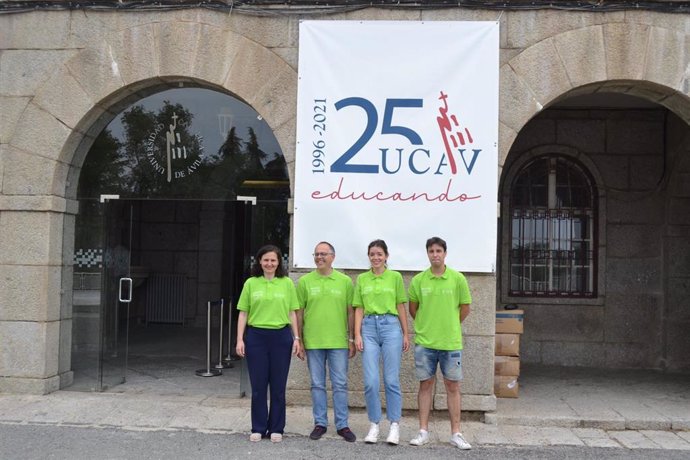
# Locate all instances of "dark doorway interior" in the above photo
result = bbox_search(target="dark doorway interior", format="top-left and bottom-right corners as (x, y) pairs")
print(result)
(124, 200), (249, 395)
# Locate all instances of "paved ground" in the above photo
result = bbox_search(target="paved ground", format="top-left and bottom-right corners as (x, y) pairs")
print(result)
(1, 378), (689, 452)
(3, 424), (690, 460)
(492, 365), (690, 432)
(8, 325), (687, 453)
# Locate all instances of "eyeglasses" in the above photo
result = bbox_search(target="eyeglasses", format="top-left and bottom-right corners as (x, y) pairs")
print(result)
(313, 252), (334, 258)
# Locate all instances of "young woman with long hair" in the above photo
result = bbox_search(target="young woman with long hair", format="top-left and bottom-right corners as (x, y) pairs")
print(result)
(353, 239), (410, 446)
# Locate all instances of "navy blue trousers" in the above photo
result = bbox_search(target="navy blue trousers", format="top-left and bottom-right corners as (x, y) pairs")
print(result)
(245, 325), (293, 435)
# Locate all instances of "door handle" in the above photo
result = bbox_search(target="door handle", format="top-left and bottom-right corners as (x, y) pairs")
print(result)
(119, 277), (133, 303)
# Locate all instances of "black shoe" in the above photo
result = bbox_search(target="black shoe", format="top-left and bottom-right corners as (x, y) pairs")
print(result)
(337, 427), (356, 442)
(310, 425), (327, 440)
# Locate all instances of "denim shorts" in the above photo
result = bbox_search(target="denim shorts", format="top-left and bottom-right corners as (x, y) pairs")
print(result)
(414, 344), (463, 381)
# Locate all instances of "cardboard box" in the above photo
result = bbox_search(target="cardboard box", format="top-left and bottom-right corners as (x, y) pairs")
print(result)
(496, 309), (524, 334)
(495, 333), (520, 356)
(494, 375), (519, 398)
(494, 355), (521, 376)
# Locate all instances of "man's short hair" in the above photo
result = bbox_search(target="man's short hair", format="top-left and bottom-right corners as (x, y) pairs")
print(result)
(315, 241), (335, 254)
(426, 236), (447, 252)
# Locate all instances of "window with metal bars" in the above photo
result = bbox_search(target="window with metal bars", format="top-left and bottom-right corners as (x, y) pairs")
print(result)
(509, 156), (595, 297)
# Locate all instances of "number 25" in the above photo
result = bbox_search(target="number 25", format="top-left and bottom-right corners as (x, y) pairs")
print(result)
(330, 98), (423, 174)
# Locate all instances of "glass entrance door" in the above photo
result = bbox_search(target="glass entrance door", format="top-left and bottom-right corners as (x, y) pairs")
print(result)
(68, 197), (265, 394)
(99, 198), (133, 390)
(68, 197), (133, 391)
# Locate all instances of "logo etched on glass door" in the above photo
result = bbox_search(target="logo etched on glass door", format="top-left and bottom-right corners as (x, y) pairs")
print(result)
(146, 112), (203, 182)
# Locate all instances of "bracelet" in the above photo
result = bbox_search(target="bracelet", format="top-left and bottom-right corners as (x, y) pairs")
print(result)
(293, 336), (301, 341)
(348, 338), (355, 343)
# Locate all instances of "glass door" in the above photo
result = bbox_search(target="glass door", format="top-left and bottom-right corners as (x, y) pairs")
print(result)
(99, 198), (133, 390)
(68, 197), (133, 391)
(67, 197), (280, 394)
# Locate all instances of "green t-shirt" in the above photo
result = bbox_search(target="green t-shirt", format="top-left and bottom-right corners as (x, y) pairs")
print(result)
(352, 269), (407, 315)
(237, 276), (299, 329)
(297, 269), (354, 350)
(408, 267), (472, 350)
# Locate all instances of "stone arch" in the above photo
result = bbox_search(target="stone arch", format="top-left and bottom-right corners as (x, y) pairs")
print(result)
(3, 19), (298, 391)
(499, 23), (690, 167)
(4, 18), (299, 393)
(498, 22), (690, 369)
(8, 19), (297, 200)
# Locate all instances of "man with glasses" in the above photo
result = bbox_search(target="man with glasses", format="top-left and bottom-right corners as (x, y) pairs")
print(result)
(296, 241), (357, 442)
(408, 236), (472, 450)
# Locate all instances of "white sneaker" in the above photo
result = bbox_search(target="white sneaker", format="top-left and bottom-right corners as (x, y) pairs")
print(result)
(450, 432), (471, 450)
(409, 429), (429, 446)
(386, 422), (400, 445)
(364, 423), (379, 444)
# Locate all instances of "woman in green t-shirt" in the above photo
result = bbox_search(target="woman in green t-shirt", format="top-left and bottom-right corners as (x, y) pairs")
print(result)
(353, 239), (410, 446)
(236, 244), (302, 443)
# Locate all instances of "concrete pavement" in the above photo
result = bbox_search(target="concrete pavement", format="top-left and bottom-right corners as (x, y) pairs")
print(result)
(50, 324), (689, 452)
(1, 363), (689, 451)
(1, 377), (689, 452)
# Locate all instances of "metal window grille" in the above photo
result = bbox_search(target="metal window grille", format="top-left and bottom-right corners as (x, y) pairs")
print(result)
(509, 156), (596, 297)
(510, 208), (594, 297)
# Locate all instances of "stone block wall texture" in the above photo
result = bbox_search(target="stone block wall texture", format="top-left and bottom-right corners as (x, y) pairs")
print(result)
(3, 6), (690, 396)
(665, 113), (690, 371)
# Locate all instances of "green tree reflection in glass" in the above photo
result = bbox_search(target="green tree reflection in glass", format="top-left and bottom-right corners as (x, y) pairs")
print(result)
(79, 97), (289, 202)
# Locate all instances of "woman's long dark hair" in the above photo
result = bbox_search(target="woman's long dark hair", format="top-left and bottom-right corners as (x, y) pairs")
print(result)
(250, 244), (286, 278)
(367, 239), (389, 270)
(367, 239), (389, 256)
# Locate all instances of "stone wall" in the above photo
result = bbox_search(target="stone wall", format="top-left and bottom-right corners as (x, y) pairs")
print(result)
(665, 114), (690, 371)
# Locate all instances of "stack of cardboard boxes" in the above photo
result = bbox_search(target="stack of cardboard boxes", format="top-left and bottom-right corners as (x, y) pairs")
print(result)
(494, 309), (524, 398)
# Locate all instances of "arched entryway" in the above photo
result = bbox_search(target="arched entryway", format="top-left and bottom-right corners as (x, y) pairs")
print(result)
(499, 87), (690, 374)
(66, 84), (291, 392)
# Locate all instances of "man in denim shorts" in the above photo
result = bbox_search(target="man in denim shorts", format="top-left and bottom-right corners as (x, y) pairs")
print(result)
(408, 237), (472, 450)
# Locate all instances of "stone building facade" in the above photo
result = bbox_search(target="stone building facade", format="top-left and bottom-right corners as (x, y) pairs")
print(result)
(1, 3), (689, 414)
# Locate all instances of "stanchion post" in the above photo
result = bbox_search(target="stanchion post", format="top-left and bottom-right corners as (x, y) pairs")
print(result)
(223, 298), (240, 365)
(196, 300), (222, 377)
(215, 299), (233, 369)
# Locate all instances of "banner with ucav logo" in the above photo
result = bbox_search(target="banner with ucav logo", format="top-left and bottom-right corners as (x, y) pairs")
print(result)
(294, 21), (499, 272)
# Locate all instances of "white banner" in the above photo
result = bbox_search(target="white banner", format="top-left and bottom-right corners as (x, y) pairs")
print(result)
(294, 21), (499, 272)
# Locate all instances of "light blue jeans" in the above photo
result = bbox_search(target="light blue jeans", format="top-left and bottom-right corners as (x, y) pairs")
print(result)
(361, 314), (403, 423)
(306, 348), (350, 430)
